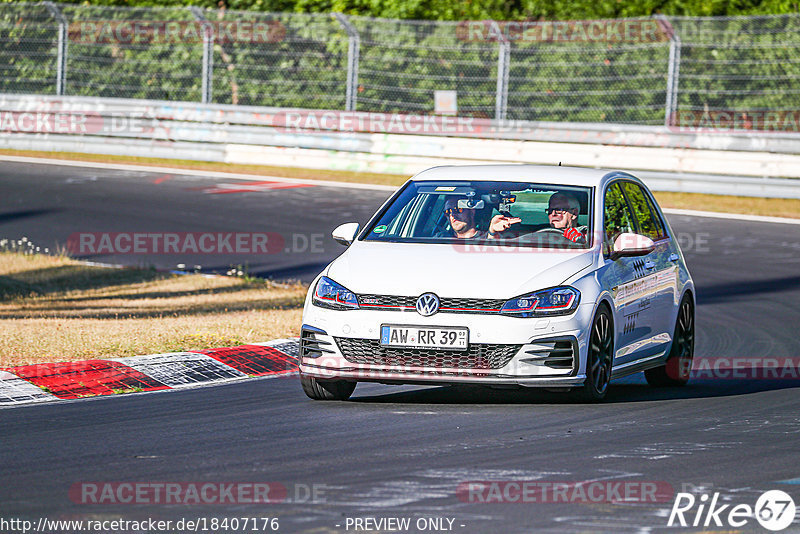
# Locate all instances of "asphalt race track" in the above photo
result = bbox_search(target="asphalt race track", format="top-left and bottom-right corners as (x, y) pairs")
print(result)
(1, 161), (800, 533)
(0, 160), (393, 281)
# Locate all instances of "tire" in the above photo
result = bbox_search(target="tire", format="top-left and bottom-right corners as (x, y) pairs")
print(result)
(645, 295), (694, 387)
(576, 306), (614, 401)
(300, 373), (356, 401)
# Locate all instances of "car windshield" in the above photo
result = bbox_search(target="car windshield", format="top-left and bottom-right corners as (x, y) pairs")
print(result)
(362, 180), (593, 249)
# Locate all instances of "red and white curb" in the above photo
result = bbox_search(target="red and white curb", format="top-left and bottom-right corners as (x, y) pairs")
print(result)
(0, 338), (299, 407)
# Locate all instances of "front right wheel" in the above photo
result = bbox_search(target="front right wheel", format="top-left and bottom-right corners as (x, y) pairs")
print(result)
(300, 373), (356, 400)
(577, 306), (614, 401)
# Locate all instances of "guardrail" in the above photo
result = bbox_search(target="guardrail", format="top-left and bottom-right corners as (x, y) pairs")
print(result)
(6, 5), (800, 129)
(1, 94), (799, 198)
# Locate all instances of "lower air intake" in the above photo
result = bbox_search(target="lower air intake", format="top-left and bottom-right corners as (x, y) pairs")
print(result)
(335, 338), (521, 369)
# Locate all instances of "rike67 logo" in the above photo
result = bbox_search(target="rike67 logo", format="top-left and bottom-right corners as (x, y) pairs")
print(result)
(668, 490), (796, 531)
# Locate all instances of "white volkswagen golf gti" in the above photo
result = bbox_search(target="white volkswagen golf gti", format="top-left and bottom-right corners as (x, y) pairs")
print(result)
(299, 165), (695, 401)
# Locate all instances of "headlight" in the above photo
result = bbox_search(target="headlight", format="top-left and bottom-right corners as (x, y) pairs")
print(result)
(500, 286), (580, 318)
(312, 276), (359, 310)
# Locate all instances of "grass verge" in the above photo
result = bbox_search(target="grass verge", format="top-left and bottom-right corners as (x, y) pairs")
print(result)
(2, 148), (799, 219)
(0, 251), (306, 366)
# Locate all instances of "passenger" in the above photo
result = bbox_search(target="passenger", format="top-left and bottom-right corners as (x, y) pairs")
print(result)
(441, 197), (521, 239)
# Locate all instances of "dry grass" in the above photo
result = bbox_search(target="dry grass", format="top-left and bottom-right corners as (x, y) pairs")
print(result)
(2, 149), (799, 219)
(0, 251), (306, 366)
(653, 191), (800, 219)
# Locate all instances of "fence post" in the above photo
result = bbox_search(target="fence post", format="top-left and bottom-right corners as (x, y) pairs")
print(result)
(43, 1), (67, 96)
(333, 13), (360, 112)
(657, 15), (681, 127)
(491, 21), (510, 121)
(190, 6), (214, 104)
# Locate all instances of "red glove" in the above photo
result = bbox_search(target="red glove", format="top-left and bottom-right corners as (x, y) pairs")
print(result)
(562, 227), (584, 242)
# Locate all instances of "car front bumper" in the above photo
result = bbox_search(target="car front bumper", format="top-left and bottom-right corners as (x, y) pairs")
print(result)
(299, 303), (596, 387)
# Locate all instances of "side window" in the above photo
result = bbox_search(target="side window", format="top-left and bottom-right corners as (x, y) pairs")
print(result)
(604, 182), (635, 255)
(643, 190), (667, 239)
(621, 182), (665, 240)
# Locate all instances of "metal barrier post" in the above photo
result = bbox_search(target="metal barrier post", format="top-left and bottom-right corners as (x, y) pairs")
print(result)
(334, 13), (360, 112)
(491, 21), (510, 121)
(190, 6), (214, 104)
(657, 15), (681, 127)
(43, 1), (67, 96)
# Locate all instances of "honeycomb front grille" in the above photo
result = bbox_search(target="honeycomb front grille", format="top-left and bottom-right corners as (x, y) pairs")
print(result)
(440, 297), (506, 313)
(334, 338), (521, 369)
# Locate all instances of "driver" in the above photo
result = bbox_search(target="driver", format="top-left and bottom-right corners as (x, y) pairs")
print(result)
(442, 197), (521, 239)
(546, 192), (587, 243)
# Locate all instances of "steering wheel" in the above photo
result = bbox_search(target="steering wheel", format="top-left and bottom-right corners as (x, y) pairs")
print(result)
(535, 227), (566, 235)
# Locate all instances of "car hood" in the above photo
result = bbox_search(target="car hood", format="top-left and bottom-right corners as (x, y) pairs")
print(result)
(326, 241), (594, 299)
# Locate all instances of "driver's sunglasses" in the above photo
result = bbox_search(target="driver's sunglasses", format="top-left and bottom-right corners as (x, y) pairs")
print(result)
(445, 207), (469, 216)
(545, 208), (569, 215)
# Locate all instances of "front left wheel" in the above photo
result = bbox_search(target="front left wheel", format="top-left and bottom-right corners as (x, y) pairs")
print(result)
(300, 373), (356, 400)
(645, 295), (694, 387)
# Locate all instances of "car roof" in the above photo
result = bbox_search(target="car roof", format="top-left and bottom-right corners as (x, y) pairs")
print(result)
(411, 164), (640, 188)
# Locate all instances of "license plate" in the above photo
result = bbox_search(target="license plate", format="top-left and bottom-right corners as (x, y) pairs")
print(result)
(380, 325), (468, 351)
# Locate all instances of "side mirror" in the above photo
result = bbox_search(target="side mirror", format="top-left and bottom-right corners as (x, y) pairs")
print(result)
(610, 232), (655, 260)
(332, 222), (360, 246)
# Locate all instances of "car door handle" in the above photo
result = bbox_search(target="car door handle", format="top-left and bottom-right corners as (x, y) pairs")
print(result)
(668, 253), (680, 262)
(644, 260), (656, 270)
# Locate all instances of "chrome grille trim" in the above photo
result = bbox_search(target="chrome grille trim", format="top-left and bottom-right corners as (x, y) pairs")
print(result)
(357, 294), (505, 314)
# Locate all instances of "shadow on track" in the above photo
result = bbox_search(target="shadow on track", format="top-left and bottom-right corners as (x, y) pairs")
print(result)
(0, 209), (61, 225)
(349, 375), (800, 405)
(697, 275), (800, 305)
(0, 263), (167, 300)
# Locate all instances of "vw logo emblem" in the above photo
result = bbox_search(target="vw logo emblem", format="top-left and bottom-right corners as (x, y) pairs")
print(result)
(416, 293), (440, 316)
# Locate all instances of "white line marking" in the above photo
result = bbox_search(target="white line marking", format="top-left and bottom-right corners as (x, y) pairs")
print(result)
(662, 207), (800, 225)
(3, 154), (798, 223)
(0, 154), (398, 191)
